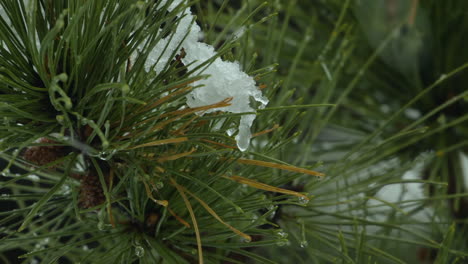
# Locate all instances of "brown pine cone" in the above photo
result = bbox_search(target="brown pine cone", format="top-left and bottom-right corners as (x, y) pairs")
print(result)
(78, 170), (106, 209)
(22, 138), (66, 167)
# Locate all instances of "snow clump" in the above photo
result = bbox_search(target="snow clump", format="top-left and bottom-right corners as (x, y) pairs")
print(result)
(141, 0), (268, 151)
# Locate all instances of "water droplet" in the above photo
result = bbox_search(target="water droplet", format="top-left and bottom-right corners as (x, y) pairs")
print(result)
(276, 240), (287, 247)
(298, 196), (309, 205)
(155, 181), (164, 189)
(438, 74), (447, 81)
(1, 168), (10, 176)
(59, 185), (71, 195)
(250, 213), (259, 223)
(315, 160), (324, 168)
(269, 211), (277, 220)
(27, 174), (40, 182)
(135, 246), (145, 258)
(226, 128), (236, 136)
(97, 221), (106, 231)
(98, 149), (117, 160)
(241, 236), (252, 243)
(300, 240), (309, 248)
(34, 238), (50, 250)
(235, 206), (244, 214)
(275, 230), (288, 239)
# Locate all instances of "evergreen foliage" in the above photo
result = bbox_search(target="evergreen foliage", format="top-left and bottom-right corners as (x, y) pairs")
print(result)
(1, 0), (467, 263)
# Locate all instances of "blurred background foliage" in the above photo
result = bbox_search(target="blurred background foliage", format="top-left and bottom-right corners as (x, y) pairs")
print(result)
(198, 0), (468, 262)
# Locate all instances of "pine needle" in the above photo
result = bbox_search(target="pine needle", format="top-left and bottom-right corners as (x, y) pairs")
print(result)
(201, 139), (237, 149)
(159, 97), (233, 119)
(236, 158), (325, 177)
(143, 180), (169, 207)
(121, 98), (233, 138)
(252, 124), (280, 137)
(127, 137), (188, 149)
(172, 115), (200, 135)
(182, 186), (252, 242)
(138, 87), (193, 114)
(121, 86), (194, 125)
(170, 177), (204, 264)
(108, 169), (116, 227)
(156, 148), (196, 162)
(223, 175), (310, 201)
(167, 208), (191, 228)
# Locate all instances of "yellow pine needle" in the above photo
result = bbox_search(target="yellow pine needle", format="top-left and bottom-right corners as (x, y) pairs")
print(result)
(143, 181), (169, 207)
(157, 148), (195, 162)
(127, 87), (193, 122)
(181, 187), (252, 242)
(127, 137), (188, 150)
(252, 124), (280, 137)
(149, 114), (192, 133)
(145, 97), (232, 133)
(167, 208), (191, 228)
(159, 97), (232, 119)
(156, 200), (169, 207)
(236, 158), (325, 178)
(120, 97), (232, 138)
(141, 87), (192, 112)
(408, 0), (419, 26)
(172, 115), (199, 135)
(201, 139), (237, 149)
(170, 178), (203, 264)
(192, 120), (208, 128)
(165, 78), (202, 92)
(144, 180), (191, 229)
(223, 175), (310, 201)
(112, 85), (192, 128)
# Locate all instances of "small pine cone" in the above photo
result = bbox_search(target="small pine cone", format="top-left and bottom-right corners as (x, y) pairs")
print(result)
(79, 171), (106, 209)
(22, 138), (66, 167)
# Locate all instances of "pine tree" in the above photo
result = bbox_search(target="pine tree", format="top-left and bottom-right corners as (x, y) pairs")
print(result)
(1, 0), (467, 263)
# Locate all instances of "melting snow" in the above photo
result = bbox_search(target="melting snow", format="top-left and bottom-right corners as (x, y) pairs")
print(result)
(142, 0), (268, 151)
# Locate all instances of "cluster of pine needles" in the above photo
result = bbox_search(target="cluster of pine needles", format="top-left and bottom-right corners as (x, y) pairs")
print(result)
(1, 0), (468, 263)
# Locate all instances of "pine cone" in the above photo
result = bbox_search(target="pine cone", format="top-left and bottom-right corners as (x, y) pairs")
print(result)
(22, 138), (66, 167)
(78, 170), (106, 209)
